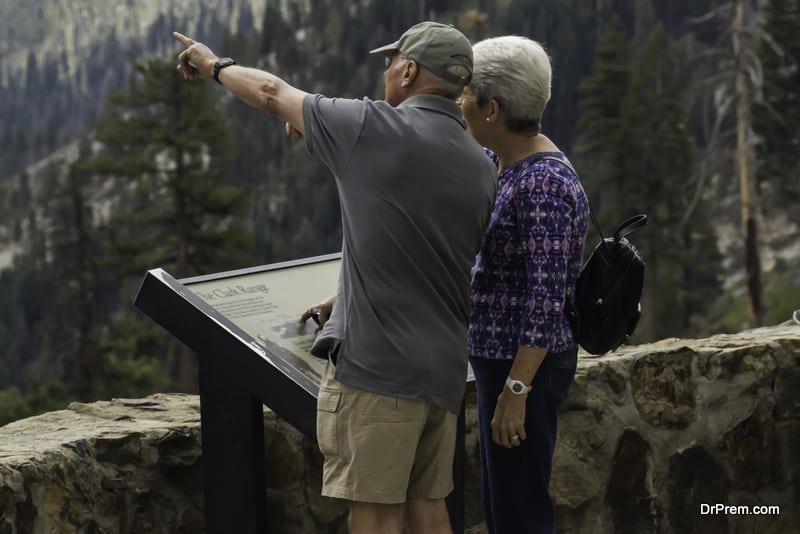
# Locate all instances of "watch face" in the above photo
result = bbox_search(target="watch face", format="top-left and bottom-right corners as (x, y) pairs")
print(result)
(511, 383), (523, 393)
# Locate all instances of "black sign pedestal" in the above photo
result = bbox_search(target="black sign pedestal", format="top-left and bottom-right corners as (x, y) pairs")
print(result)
(134, 254), (471, 533)
(198, 377), (268, 532)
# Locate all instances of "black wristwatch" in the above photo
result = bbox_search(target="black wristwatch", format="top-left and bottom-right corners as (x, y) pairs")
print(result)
(213, 57), (236, 84)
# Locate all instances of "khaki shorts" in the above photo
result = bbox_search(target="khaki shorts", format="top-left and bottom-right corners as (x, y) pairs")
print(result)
(316, 360), (456, 504)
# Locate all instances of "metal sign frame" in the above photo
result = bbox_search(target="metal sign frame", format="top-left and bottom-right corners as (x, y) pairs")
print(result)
(133, 253), (469, 533)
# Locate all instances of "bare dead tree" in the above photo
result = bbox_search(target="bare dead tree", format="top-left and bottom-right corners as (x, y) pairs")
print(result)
(733, 0), (764, 325)
(685, 0), (766, 326)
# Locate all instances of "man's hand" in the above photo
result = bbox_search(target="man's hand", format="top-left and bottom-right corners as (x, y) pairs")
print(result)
(173, 32), (218, 81)
(172, 31), (308, 136)
(300, 294), (336, 328)
(285, 122), (304, 141)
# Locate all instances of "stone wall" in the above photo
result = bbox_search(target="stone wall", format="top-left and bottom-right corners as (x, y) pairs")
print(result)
(0, 324), (798, 533)
(550, 323), (799, 534)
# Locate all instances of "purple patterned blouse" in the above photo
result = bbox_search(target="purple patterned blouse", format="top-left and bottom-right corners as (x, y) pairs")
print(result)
(468, 151), (590, 360)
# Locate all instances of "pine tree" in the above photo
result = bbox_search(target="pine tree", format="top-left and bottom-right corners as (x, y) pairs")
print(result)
(226, 6), (351, 262)
(574, 15), (631, 220)
(43, 141), (102, 401)
(680, 0), (768, 327)
(91, 58), (253, 278)
(86, 58), (254, 393)
(24, 51), (40, 92)
(0, 204), (54, 403)
(618, 24), (720, 340)
(0, 270), (24, 388)
(731, 0), (765, 326)
(753, 0), (800, 215)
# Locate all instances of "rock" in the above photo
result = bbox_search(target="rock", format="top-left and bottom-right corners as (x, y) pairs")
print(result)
(722, 402), (782, 491)
(0, 393), (205, 534)
(1, 325), (798, 533)
(667, 445), (729, 534)
(630, 348), (696, 429)
(606, 429), (658, 534)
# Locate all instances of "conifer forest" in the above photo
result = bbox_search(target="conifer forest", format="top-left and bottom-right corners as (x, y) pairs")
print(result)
(0, 0), (798, 424)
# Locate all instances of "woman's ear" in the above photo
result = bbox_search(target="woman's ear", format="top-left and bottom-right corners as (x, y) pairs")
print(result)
(488, 99), (501, 122)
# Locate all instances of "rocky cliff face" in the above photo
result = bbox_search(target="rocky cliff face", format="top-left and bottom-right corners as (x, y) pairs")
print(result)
(0, 0), (266, 81)
(1, 324), (798, 533)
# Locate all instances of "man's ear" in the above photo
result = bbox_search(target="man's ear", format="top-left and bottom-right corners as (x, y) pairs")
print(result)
(400, 60), (419, 87)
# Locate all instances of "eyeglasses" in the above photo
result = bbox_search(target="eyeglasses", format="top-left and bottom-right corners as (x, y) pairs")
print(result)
(456, 92), (475, 106)
(384, 54), (408, 70)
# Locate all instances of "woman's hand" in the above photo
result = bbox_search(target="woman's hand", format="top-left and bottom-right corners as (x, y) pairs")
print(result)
(491, 388), (528, 448)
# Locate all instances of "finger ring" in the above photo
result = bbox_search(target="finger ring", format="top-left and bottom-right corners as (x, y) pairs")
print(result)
(511, 434), (520, 442)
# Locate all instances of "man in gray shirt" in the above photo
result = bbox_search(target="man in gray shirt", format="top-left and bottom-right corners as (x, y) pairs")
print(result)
(174, 21), (496, 533)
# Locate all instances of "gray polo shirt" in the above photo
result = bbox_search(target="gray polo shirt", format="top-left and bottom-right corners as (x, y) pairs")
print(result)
(304, 93), (496, 414)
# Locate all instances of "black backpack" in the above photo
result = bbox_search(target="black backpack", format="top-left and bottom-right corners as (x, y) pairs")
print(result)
(567, 212), (648, 355)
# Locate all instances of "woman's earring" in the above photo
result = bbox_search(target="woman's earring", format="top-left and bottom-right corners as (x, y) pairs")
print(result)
(485, 117), (490, 122)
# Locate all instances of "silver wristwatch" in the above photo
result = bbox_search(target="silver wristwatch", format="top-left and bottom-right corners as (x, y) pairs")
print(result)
(505, 377), (532, 395)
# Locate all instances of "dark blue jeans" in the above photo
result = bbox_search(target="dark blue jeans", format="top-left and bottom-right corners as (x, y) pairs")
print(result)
(470, 350), (577, 534)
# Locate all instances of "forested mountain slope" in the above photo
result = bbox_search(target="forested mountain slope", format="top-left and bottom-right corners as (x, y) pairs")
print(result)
(0, 0), (797, 425)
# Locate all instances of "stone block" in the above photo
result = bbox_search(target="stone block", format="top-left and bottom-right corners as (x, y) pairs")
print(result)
(1, 325), (798, 533)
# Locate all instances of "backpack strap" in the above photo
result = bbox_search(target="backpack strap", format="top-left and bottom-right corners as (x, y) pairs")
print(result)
(538, 155), (606, 240)
(613, 214), (648, 241)
(538, 155), (648, 243)
(538, 154), (577, 174)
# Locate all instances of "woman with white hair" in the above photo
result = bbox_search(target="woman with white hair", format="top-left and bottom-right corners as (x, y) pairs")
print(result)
(459, 36), (590, 533)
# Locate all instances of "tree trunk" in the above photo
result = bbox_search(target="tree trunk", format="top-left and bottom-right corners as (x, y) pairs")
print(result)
(174, 91), (198, 394)
(732, 0), (763, 326)
(66, 164), (96, 401)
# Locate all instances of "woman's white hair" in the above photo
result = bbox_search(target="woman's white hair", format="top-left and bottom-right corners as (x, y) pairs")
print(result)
(471, 36), (552, 133)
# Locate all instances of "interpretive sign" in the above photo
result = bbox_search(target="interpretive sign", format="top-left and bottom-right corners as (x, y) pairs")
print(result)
(134, 253), (340, 437)
(182, 254), (340, 397)
(134, 254), (341, 534)
(134, 252), (469, 534)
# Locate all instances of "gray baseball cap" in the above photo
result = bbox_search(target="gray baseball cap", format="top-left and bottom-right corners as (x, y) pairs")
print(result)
(369, 21), (473, 87)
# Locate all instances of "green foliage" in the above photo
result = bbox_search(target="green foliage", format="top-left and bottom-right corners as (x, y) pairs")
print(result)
(753, 0), (800, 214)
(576, 23), (723, 342)
(705, 259), (800, 332)
(0, 55), (258, 408)
(496, 0), (595, 146)
(23, 380), (68, 415)
(90, 58), (254, 278)
(574, 15), (631, 212)
(620, 25), (712, 340)
(762, 255), (800, 325)
(0, 387), (30, 427)
(0, 0), (797, 416)
(0, 269), (23, 384)
(37, 142), (103, 401)
(96, 312), (173, 399)
(84, 58), (256, 392)
(707, 281), (752, 334)
(0, 380), (68, 428)
(0, 258), (50, 392)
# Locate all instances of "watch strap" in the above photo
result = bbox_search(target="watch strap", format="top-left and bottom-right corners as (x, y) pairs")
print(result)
(213, 57), (236, 84)
(505, 377), (532, 395)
